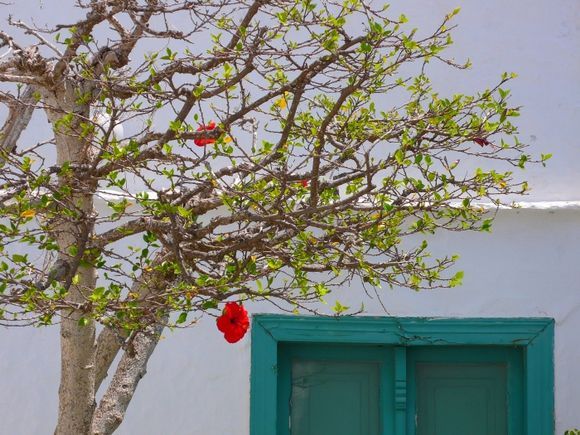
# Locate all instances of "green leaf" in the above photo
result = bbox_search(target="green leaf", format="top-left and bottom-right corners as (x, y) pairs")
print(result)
(359, 42), (372, 53)
(246, 257), (257, 274)
(177, 206), (190, 218)
(394, 149), (405, 164)
(12, 254), (28, 264)
(201, 299), (218, 310)
(450, 270), (464, 287)
(177, 312), (187, 324)
(540, 153), (552, 167)
(332, 300), (349, 314)
(481, 219), (493, 232)
(78, 317), (89, 327)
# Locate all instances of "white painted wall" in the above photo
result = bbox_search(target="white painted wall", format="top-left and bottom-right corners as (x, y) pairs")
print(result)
(2, 0), (579, 201)
(1, 207), (579, 434)
(0, 0), (579, 434)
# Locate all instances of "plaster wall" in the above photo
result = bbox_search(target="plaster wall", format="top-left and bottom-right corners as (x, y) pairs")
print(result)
(1, 208), (579, 434)
(0, 0), (579, 433)
(1, 0), (579, 200)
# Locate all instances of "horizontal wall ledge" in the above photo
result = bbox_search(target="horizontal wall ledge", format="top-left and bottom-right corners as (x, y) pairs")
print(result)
(468, 200), (580, 212)
(5, 187), (578, 213)
(93, 190), (580, 212)
(92, 190), (580, 213)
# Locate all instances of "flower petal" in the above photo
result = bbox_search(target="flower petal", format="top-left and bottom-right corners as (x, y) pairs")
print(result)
(20, 209), (36, 219)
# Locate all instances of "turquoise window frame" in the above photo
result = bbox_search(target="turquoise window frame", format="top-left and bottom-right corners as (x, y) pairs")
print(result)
(250, 315), (554, 435)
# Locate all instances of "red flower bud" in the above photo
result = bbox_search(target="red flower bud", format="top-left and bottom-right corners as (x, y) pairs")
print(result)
(473, 137), (492, 147)
(300, 179), (309, 188)
(194, 121), (217, 147)
(216, 302), (249, 343)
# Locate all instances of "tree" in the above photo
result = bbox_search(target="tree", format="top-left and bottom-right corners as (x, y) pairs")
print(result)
(0, 1), (538, 433)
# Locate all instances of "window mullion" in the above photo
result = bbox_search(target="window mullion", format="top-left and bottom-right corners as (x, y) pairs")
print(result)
(394, 346), (407, 435)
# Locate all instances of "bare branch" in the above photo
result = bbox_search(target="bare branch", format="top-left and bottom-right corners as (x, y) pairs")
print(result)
(94, 264), (170, 391)
(94, 327), (127, 393)
(0, 85), (36, 158)
(8, 18), (64, 57)
(91, 320), (165, 435)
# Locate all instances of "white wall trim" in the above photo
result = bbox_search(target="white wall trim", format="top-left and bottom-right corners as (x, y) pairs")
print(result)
(6, 187), (579, 212)
(468, 201), (580, 212)
(94, 189), (580, 213)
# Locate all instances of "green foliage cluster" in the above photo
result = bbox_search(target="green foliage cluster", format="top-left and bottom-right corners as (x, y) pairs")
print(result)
(0, 0), (541, 331)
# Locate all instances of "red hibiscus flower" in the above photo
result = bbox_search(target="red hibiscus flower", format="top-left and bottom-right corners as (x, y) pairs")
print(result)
(473, 137), (492, 147)
(194, 121), (217, 147)
(216, 302), (249, 343)
(300, 179), (309, 188)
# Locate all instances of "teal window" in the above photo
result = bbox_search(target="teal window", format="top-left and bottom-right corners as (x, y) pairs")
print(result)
(277, 345), (394, 435)
(250, 316), (553, 435)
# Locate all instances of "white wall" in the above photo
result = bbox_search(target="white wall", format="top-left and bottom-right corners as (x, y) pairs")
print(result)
(2, 0), (579, 201)
(1, 207), (580, 434)
(1, 0), (579, 434)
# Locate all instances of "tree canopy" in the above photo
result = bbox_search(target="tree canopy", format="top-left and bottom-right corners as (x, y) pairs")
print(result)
(0, 1), (540, 433)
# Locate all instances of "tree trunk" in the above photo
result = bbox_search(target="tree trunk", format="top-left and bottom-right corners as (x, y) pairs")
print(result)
(45, 86), (98, 435)
(56, 267), (97, 435)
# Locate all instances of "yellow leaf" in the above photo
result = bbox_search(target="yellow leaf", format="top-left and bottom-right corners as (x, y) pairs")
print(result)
(20, 209), (36, 218)
(223, 136), (233, 143)
(276, 95), (287, 110)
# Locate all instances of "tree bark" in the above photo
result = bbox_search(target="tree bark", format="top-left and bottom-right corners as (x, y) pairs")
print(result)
(94, 327), (127, 394)
(56, 266), (97, 435)
(45, 86), (98, 435)
(0, 85), (36, 157)
(93, 267), (167, 393)
(91, 320), (166, 435)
